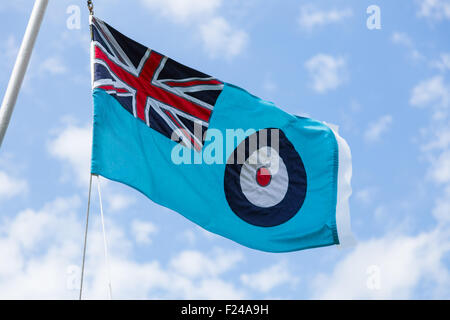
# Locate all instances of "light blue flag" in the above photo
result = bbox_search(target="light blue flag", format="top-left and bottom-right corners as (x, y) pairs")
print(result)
(90, 17), (354, 252)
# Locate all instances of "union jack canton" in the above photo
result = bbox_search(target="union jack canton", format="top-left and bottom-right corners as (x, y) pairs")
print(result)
(90, 17), (224, 151)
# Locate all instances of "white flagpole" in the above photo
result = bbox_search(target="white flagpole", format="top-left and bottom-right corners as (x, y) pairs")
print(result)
(0, 0), (49, 148)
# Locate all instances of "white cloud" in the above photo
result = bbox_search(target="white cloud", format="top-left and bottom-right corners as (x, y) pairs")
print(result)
(312, 229), (450, 299)
(240, 262), (297, 293)
(428, 150), (450, 184)
(373, 206), (388, 222)
(391, 32), (424, 61)
(48, 124), (135, 213)
(107, 193), (135, 212)
(170, 249), (243, 278)
(47, 124), (92, 186)
(199, 17), (248, 59)
(179, 229), (197, 245)
(431, 53), (450, 72)
(391, 32), (414, 47)
(411, 74), (450, 190)
(0, 196), (83, 298)
(140, 0), (221, 23)
(186, 278), (245, 299)
(0, 171), (28, 200)
(0, 195), (246, 299)
(411, 76), (450, 209)
(305, 54), (347, 93)
(0, 239), (22, 276)
(341, 71), (450, 302)
(422, 126), (450, 151)
(139, 0), (247, 59)
(412, 75), (450, 226)
(0, 35), (20, 78)
(416, 0), (450, 20)
(39, 56), (67, 75)
(410, 76), (450, 120)
(131, 220), (158, 245)
(433, 187), (450, 224)
(355, 187), (377, 205)
(339, 38), (450, 301)
(364, 115), (393, 142)
(410, 76), (450, 107)
(3, 196), (81, 250)
(298, 5), (353, 31)
(96, 247), (246, 299)
(1, 35), (19, 66)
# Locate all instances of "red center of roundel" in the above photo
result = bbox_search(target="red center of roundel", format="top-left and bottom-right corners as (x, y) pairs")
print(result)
(256, 167), (272, 187)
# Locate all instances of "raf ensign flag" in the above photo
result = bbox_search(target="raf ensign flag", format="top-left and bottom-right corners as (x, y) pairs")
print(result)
(89, 16), (354, 252)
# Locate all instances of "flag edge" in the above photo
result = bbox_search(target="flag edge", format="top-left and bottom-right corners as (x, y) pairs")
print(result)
(326, 123), (356, 248)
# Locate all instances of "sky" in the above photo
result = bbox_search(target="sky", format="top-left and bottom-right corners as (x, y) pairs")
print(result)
(0, 0), (449, 299)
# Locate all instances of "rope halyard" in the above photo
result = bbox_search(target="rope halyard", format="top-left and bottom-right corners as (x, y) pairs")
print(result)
(96, 175), (113, 300)
(79, 174), (113, 299)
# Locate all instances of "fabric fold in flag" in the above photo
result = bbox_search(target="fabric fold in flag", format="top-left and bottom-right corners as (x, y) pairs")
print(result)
(90, 16), (354, 252)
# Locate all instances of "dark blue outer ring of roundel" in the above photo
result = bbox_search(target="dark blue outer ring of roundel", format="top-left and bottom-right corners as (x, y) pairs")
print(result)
(224, 129), (307, 227)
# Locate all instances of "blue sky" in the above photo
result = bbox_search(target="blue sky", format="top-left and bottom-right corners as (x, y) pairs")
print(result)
(0, 0), (449, 299)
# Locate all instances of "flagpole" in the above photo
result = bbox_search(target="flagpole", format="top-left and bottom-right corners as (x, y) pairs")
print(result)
(79, 173), (93, 300)
(0, 0), (49, 148)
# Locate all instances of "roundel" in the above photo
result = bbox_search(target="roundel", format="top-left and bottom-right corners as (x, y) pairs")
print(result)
(224, 128), (307, 227)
